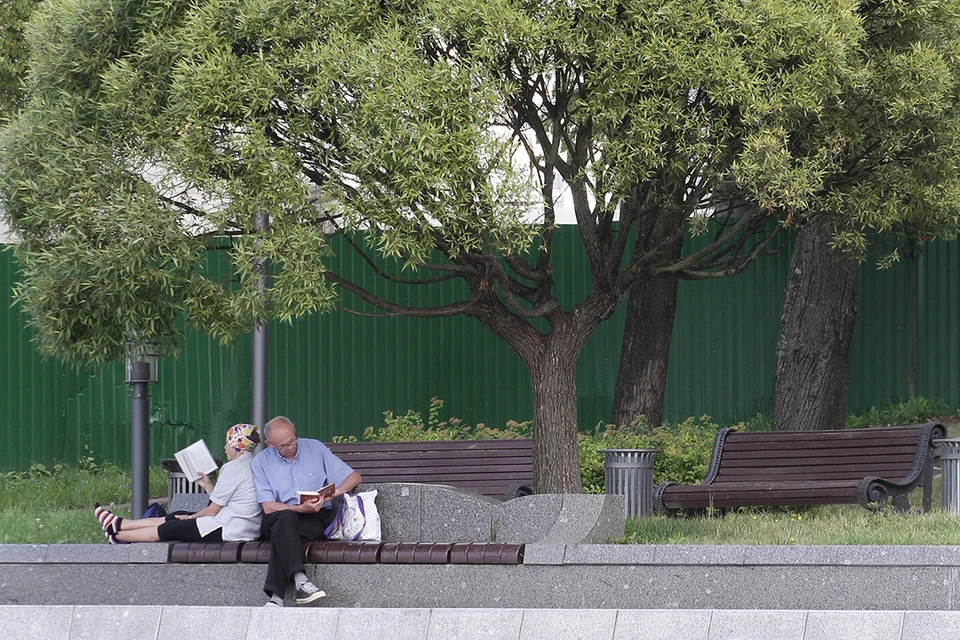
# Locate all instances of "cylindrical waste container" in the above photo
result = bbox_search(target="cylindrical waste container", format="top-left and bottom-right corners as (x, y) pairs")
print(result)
(936, 439), (960, 513)
(599, 449), (658, 518)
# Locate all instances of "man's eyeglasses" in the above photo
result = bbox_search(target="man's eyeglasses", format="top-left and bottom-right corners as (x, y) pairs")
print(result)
(273, 437), (298, 451)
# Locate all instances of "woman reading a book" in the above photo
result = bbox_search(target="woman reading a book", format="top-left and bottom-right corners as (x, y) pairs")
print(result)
(93, 423), (263, 544)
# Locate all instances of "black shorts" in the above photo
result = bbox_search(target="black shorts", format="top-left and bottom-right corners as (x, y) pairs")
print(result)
(157, 510), (223, 542)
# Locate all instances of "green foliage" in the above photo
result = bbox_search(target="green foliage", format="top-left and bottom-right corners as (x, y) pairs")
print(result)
(342, 397), (531, 443)
(0, 0), (39, 122)
(0, 0), (867, 365)
(846, 396), (955, 429)
(815, 0), (960, 254)
(740, 413), (775, 432)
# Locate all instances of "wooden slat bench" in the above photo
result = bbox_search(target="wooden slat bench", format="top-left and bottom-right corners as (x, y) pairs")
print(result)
(326, 439), (534, 501)
(168, 541), (525, 565)
(655, 422), (946, 514)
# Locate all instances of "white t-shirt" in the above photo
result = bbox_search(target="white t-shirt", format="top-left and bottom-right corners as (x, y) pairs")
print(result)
(196, 451), (262, 541)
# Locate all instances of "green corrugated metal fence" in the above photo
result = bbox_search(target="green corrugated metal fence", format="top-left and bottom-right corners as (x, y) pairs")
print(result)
(1, 228), (958, 471)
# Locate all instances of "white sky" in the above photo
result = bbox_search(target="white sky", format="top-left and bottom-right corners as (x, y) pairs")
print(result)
(0, 178), (579, 244)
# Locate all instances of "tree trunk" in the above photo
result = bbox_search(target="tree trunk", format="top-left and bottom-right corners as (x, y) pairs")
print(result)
(773, 217), (859, 431)
(469, 299), (603, 494)
(907, 238), (919, 399)
(611, 274), (681, 429)
(528, 330), (584, 493)
(610, 204), (685, 429)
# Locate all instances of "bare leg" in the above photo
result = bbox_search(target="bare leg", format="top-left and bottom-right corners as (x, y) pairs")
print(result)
(116, 517), (167, 532)
(115, 527), (161, 543)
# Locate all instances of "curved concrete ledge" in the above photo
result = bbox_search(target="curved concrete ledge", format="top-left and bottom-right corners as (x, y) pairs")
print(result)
(3, 606), (960, 640)
(494, 494), (625, 544)
(367, 484), (625, 543)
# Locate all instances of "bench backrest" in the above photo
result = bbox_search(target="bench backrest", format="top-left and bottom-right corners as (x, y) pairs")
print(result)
(708, 423), (942, 485)
(326, 439), (534, 499)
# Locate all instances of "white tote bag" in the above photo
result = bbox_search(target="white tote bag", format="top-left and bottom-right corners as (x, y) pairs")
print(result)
(324, 489), (381, 542)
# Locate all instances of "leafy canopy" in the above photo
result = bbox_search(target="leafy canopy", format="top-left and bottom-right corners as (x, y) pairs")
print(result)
(1, 0), (869, 362)
(812, 0), (960, 257)
(0, 0), (40, 122)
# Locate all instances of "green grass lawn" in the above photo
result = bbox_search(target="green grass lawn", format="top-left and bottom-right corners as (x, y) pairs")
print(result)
(621, 462), (960, 545)
(623, 505), (960, 545)
(6, 465), (960, 545)
(4, 432), (960, 545)
(0, 464), (167, 544)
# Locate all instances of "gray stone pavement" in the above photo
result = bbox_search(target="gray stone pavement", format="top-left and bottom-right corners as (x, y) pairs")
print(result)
(2, 606), (960, 640)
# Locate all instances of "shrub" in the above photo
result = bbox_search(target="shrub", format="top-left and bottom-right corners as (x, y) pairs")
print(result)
(846, 396), (955, 429)
(351, 397), (531, 442)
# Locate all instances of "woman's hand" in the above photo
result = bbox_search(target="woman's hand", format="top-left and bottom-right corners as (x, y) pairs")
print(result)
(196, 471), (214, 494)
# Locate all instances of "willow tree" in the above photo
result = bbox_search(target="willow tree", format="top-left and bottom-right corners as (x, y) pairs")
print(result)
(0, 0), (862, 492)
(613, 0), (960, 431)
(774, 0), (960, 431)
(0, 0), (39, 122)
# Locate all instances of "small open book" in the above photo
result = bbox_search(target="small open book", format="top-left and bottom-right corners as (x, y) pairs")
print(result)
(297, 483), (336, 504)
(174, 439), (219, 484)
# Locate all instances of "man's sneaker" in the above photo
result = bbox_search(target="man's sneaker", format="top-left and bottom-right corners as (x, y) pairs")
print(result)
(295, 581), (327, 605)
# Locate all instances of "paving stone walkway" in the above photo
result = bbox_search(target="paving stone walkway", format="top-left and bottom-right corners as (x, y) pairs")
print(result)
(4, 606), (960, 640)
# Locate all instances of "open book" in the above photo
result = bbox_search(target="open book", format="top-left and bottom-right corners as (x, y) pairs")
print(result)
(174, 440), (219, 485)
(297, 482), (336, 505)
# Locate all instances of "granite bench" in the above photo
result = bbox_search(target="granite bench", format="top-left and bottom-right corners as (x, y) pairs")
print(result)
(161, 481), (622, 575)
(170, 484), (625, 545)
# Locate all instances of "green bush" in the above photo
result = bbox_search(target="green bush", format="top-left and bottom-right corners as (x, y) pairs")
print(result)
(846, 396), (955, 429)
(347, 397), (531, 442)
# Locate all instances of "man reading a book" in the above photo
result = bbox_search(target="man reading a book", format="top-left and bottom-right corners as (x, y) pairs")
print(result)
(251, 415), (361, 607)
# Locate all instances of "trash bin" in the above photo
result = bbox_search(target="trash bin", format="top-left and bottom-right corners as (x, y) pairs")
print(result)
(160, 458), (220, 504)
(599, 449), (658, 518)
(935, 439), (960, 514)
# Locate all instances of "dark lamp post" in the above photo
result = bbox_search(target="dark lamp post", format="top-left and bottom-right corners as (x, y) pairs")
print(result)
(125, 339), (160, 518)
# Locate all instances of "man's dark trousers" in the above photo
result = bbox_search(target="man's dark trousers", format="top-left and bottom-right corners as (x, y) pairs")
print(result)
(260, 509), (336, 597)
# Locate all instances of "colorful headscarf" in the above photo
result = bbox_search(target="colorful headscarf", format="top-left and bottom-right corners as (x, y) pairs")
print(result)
(226, 423), (260, 453)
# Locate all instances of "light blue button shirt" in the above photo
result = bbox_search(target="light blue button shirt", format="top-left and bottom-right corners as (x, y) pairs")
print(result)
(251, 438), (355, 507)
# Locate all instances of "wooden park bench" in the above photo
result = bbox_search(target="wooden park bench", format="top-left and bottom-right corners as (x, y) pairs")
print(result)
(169, 540), (526, 565)
(327, 438), (534, 501)
(655, 422), (947, 514)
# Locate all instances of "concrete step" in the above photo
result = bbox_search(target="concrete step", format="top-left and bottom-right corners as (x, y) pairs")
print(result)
(3, 606), (960, 640)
